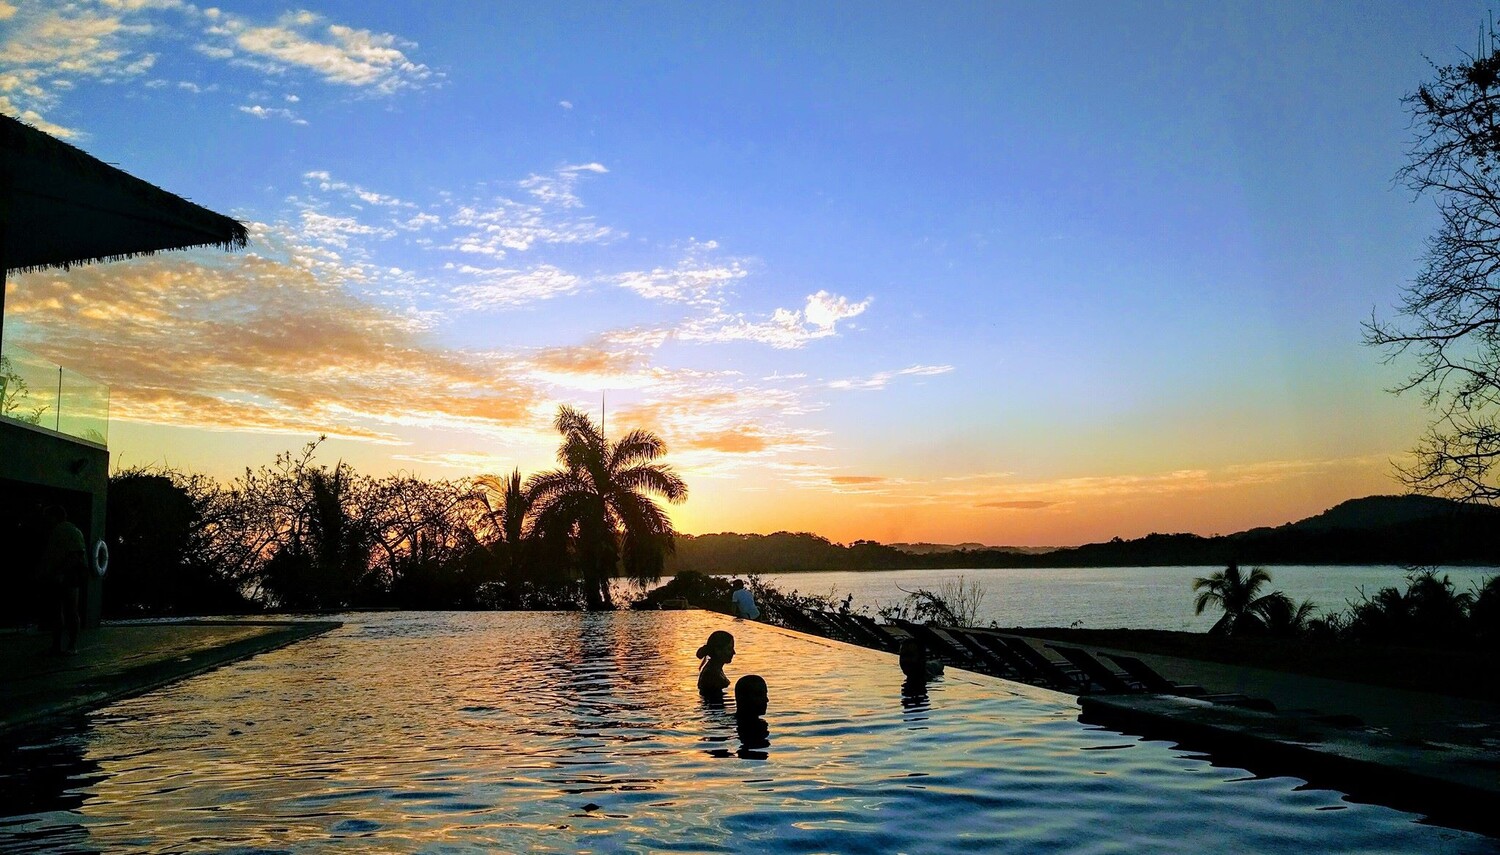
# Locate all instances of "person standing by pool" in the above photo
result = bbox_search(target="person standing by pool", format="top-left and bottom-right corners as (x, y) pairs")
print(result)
(697, 630), (735, 694)
(42, 506), (87, 655)
(730, 579), (759, 620)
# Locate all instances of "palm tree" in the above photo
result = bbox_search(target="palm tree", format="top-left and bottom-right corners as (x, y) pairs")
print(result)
(1247, 593), (1318, 638)
(1192, 563), (1284, 636)
(476, 468), (534, 599)
(527, 405), (687, 609)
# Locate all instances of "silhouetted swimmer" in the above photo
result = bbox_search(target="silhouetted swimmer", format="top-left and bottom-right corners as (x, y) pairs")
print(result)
(734, 674), (770, 754)
(899, 638), (943, 681)
(697, 630), (735, 695)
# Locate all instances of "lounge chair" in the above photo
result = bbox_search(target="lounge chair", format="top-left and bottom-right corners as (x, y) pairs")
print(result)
(1099, 653), (1208, 696)
(1097, 653), (1274, 710)
(940, 627), (1022, 679)
(826, 612), (893, 651)
(846, 614), (903, 652)
(993, 635), (1084, 692)
(890, 619), (979, 669)
(1045, 645), (1140, 694)
(965, 630), (1051, 683)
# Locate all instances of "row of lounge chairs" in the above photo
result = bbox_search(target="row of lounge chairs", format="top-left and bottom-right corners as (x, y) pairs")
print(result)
(772, 606), (1276, 710)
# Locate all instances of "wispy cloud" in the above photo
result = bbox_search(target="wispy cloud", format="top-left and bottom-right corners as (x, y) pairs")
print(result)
(4, 225), (538, 441)
(203, 9), (437, 94)
(0, 2), (436, 135)
(680, 290), (871, 349)
(448, 263), (584, 309)
(238, 103), (307, 124)
(614, 247), (749, 305)
(0, 1), (164, 135)
(520, 162), (608, 208)
(829, 363), (953, 390)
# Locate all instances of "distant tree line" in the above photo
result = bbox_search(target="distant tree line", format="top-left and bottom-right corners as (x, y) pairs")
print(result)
(668, 497), (1500, 575)
(101, 405), (685, 616)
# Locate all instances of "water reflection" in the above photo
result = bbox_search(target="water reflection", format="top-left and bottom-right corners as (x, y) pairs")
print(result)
(0, 612), (1493, 853)
(0, 719), (103, 854)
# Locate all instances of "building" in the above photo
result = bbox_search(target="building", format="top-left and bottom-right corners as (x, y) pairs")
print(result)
(1, 113), (246, 625)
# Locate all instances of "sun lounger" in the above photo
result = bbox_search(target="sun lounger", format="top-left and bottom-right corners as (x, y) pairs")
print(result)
(890, 619), (980, 669)
(845, 614), (903, 652)
(1045, 645), (1140, 694)
(826, 612), (894, 651)
(940, 627), (1022, 679)
(1096, 653), (1274, 710)
(965, 631), (1050, 683)
(993, 635), (1084, 692)
(1098, 653), (1208, 697)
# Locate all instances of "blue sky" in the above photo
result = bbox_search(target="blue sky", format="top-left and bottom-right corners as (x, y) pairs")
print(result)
(1, 0), (1487, 544)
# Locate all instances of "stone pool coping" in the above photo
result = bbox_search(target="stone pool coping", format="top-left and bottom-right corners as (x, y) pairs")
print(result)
(0, 619), (341, 736)
(1077, 692), (1500, 838)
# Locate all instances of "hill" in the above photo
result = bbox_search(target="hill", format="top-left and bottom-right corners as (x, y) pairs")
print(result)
(665, 495), (1500, 574)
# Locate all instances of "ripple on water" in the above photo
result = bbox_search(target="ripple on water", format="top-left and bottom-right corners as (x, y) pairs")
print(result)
(0, 611), (1495, 854)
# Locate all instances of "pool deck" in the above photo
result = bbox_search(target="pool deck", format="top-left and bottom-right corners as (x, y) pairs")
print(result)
(0, 619), (341, 736)
(1007, 637), (1500, 837)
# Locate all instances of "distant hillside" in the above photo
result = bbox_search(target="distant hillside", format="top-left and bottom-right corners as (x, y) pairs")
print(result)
(888, 542), (1056, 555)
(1285, 495), (1472, 531)
(666, 495), (1500, 574)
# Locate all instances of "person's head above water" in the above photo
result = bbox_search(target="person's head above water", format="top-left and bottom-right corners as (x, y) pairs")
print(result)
(735, 674), (768, 718)
(696, 630), (735, 663)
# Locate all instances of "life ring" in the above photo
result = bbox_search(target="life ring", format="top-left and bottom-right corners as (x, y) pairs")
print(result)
(94, 539), (109, 577)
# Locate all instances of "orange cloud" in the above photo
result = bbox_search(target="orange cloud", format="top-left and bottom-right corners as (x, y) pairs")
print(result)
(6, 244), (538, 440)
(977, 500), (1057, 510)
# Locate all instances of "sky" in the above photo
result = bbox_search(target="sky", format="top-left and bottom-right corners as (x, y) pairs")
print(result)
(0, 0), (1489, 546)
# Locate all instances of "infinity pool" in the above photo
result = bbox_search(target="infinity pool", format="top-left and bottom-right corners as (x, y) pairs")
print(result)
(1, 612), (1494, 853)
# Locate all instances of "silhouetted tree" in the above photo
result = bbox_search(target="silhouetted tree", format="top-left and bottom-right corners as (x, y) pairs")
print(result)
(528, 405), (687, 609)
(104, 469), (249, 614)
(1192, 563), (1284, 636)
(1366, 28), (1500, 502)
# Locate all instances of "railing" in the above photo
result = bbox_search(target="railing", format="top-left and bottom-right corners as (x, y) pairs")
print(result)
(0, 343), (109, 446)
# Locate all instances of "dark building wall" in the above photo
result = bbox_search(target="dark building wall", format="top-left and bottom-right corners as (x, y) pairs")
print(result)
(1, 419), (109, 626)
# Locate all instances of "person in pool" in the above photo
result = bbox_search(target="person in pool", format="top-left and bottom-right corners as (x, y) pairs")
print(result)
(697, 630), (735, 694)
(734, 675), (770, 753)
(899, 637), (944, 681)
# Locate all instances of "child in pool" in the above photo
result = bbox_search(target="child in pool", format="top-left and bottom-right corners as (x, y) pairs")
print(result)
(697, 630), (735, 694)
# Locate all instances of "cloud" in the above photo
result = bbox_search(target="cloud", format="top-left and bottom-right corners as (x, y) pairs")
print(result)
(389, 450), (516, 472)
(446, 194), (614, 257)
(4, 226), (539, 440)
(558, 100), (572, 110)
(829, 363), (954, 391)
(519, 163), (608, 209)
(0, 2), (162, 135)
(977, 500), (1058, 510)
(207, 10), (436, 94)
(299, 210), (395, 248)
(680, 290), (871, 349)
(831, 475), (886, 485)
(615, 260), (748, 304)
(238, 103), (308, 124)
(448, 263), (584, 309)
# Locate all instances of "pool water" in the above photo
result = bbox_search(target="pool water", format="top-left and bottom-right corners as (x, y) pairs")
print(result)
(1, 611), (1494, 853)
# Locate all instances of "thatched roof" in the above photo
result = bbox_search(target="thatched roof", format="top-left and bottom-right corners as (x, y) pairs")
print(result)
(1, 113), (249, 274)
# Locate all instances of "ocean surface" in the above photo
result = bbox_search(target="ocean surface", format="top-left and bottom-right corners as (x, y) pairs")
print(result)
(1, 611), (1494, 853)
(664, 564), (1500, 631)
